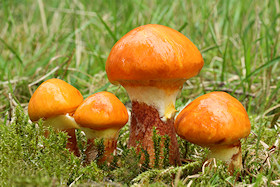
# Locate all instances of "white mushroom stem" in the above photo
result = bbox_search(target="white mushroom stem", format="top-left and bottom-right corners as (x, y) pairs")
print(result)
(124, 86), (179, 121)
(43, 114), (80, 156)
(43, 114), (80, 130)
(208, 141), (242, 173)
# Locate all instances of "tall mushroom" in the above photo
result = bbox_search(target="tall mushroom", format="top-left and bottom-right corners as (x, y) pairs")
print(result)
(174, 92), (251, 173)
(73, 91), (128, 163)
(106, 24), (204, 165)
(28, 78), (83, 156)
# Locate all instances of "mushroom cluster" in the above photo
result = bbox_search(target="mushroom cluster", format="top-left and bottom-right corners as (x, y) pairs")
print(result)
(105, 24), (251, 171)
(28, 79), (128, 163)
(28, 24), (251, 174)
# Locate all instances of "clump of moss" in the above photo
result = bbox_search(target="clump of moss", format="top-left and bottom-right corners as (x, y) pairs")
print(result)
(0, 106), (105, 186)
(163, 135), (170, 168)
(152, 127), (173, 168)
(131, 161), (203, 185)
(95, 138), (105, 163)
(152, 128), (162, 168)
(1, 104), (279, 186)
(110, 147), (142, 184)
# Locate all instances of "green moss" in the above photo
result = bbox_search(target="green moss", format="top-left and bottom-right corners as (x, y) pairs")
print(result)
(0, 106), (105, 186)
(110, 148), (142, 184)
(95, 138), (105, 163)
(163, 135), (170, 168)
(131, 161), (202, 185)
(152, 127), (161, 168)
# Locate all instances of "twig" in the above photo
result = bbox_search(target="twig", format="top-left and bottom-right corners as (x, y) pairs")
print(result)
(7, 93), (18, 124)
(65, 68), (94, 79)
(0, 77), (29, 85)
(203, 87), (256, 97)
(202, 159), (212, 174)
(264, 104), (280, 117)
(244, 168), (257, 178)
(182, 174), (201, 185)
(186, 180), (193, 187)
(271, 179), (280, 186)
(69, 174), (83, 187)
(174, 168), (182, 187)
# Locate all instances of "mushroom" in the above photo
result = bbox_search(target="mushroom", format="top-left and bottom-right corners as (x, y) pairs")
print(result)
(73, 91), (128, 163)
(28, 78), (83, 156)
(106, 24), (204, 165)
(174, 91), (251, 173)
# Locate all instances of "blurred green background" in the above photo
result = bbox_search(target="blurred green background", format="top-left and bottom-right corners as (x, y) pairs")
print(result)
(1, 0), (279, 115)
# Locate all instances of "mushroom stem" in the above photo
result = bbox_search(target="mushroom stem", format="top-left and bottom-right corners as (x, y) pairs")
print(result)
(43, 128), (80, 157)
(124, 85), (181, 166)
(64, 128), (80, 157)
(85, 137), (117, 164)
(209, 141), (242, 174)
(81, 128), (120, 164)
(128, 101), (181, 166)
(84, 138), (98, 164)
(43, 114), (80, 156)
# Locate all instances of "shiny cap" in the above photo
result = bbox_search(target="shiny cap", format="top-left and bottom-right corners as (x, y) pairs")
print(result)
(28, 78), (83, 121)
(73, 91), (128, 130)
(106, 24), (204, 84)
(174, 92), (251, 147)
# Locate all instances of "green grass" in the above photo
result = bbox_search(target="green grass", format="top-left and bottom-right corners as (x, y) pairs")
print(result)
(0, 0), (279, 186)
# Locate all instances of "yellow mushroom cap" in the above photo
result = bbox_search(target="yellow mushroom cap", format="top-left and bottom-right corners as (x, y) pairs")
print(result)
(28, 78), (83, 121)
(73, 91), (129, 130)
(106, 24), (204, 85)
(174, 92), (251, 147)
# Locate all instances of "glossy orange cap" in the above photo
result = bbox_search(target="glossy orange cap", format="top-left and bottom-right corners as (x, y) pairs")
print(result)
(106, 24), (204, 84)
(28, 78), (84, 121)
(73, 91), (129, 130)
(174, 92), (251, 147)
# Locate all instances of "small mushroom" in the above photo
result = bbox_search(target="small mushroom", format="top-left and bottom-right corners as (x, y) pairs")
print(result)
(28, 78), (83, 156)
(174, 92), (251, 173)
(73, 91), (128, 163)
(106, 24), (204, 166)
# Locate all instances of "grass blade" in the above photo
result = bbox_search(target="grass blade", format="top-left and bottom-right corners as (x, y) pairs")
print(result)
(0, 38), (23, 65)
(178, 22), (188, 32)
(96, 13), (117, 43)
(244, 56), (280, 81)
(221, 38), (229, 82)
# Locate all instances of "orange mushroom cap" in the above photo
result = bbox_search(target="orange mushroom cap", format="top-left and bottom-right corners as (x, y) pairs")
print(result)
(106, 24), (204, 85)
(73, 91), (128, 130)
(28, 78), (84, 122)
(174, 92), (251, 147)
